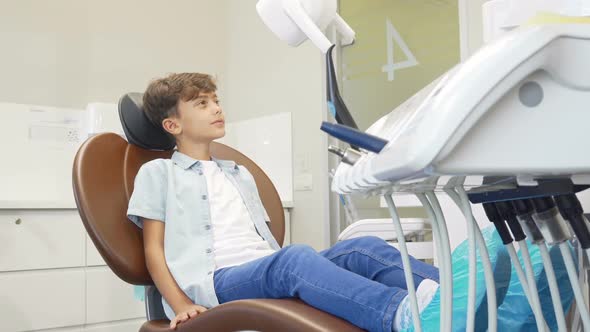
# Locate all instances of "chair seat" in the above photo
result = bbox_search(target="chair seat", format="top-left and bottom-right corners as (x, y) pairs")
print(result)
(140, 299), (364, 332)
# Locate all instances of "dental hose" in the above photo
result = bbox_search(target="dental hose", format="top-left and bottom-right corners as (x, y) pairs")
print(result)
(460, 192), (498, 332)
(444, 186), (477, 332)
(538, 244), (568, 332)
(416, 192), (452, 332)
(471, 223), (498, 332)
(555, 194), (590, 332)
(384, 195), (422, 332)
(512, 199), (567, 332)
(571, 244), (588, 332)
(519, 242), (547, 331)
(559, 242), (590, 332)
(494, 201), (548, 332)
(445, 185), (498, 332)
(531, 197), (590, 332)
(426, 191), (454, 332)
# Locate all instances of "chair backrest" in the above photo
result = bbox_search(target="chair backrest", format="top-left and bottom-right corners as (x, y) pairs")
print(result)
(73, 133), (285, 285)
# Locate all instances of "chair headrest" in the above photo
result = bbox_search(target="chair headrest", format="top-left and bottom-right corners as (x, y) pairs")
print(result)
(118, 92), (176, 151)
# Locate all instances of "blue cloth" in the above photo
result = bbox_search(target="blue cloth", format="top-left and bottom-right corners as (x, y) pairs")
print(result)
(413, 225), (512, 332)
(214, 236), (439, 332)
(126, 151), (280, 320)
(497, 242), (575, 331)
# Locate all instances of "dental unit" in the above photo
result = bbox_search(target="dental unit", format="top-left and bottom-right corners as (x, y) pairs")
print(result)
(257, 0), (590, 331)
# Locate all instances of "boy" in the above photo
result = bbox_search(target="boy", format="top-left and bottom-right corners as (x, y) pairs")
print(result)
(127, 73), (439, 332)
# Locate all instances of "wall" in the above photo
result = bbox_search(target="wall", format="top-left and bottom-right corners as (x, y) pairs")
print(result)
(0, 0), (331, 250)
(339, 0), (461, 131)
(0, 0), (228, 108)
(223, 0), (330, 249)
(0, 1), (90, 108)
(459, 0), (489, 59)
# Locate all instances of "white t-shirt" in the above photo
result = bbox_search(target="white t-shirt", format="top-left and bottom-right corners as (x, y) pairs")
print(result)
(201, 161), (276, 270)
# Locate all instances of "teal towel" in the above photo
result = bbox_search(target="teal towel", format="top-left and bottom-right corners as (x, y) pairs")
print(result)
(407, 225), (512, 332)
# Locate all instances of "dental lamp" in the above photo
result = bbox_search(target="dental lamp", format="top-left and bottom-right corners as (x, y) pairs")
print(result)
(256, 0), (358, 130)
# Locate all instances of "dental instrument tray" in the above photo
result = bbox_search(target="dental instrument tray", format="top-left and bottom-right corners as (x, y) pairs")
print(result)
(332, 24), (590, 196)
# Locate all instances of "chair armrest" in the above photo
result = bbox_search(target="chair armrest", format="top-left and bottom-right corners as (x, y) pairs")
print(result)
(140, 298), (364, 332)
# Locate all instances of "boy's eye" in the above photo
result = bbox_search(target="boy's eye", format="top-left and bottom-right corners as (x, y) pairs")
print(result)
(215, 100), (220, 105)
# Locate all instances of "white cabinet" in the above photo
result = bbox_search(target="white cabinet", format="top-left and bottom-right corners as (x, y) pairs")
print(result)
(0, 209), (147, 332)
(86, 234), (106, 266)
(32, 319), (144, 332)
(0, 269), (86, 332)
(0, 210), (85, 271)
(86, 267), (145, 324)
(83, 319), (144, 332)
(0, 206), (294, 331)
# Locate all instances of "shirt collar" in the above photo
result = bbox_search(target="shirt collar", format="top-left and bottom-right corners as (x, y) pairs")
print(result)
(171, 151), (237, 170)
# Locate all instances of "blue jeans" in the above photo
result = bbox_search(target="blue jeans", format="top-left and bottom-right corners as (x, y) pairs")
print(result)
(213, 236), (439, 332)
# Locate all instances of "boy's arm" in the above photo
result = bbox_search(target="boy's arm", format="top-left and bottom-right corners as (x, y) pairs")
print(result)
(143, 218), (207, 328)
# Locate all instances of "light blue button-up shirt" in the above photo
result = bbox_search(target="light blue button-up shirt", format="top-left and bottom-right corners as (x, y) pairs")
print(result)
(127, 151), (280, 319)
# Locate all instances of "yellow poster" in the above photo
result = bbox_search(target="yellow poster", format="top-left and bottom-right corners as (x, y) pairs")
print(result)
(340, 0), (460, 130)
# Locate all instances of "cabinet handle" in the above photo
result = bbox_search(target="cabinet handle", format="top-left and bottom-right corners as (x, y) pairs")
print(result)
(15, 218), (22, 225)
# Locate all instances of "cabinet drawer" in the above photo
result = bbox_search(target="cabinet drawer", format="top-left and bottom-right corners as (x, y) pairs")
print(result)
(84, 319), (144, 332)
(0, 269), (85, 331)
(0, 210), (85, 271)
(86, 267), (145, 324)
(30, 319), (144, 332)
(86, 234), (106, 266)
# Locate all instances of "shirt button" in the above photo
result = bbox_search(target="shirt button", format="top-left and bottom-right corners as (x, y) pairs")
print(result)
(204, 225), (211, 230)
(206, 248), (212, 254)
(198, 171), (203, 175)
(202, 195), (207, 200)
(208, 271), (213, 275)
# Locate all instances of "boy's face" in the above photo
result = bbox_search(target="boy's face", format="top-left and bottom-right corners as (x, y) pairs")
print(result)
(163, 91), (225, 143)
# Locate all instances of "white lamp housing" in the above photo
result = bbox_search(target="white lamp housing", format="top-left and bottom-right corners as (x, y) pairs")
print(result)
(256, 0), (355, 53)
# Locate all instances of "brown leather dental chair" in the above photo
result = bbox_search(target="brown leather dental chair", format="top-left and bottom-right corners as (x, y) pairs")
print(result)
(72, 93), (363, 332)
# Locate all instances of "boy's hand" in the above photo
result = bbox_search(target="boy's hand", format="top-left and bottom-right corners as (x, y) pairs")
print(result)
(170, 304), (208, 329)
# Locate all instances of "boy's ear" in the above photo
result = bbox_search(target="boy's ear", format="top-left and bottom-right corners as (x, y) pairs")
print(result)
(162, 117), (182, 136)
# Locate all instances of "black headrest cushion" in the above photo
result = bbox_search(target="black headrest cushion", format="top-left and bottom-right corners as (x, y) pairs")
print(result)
(118, 92), (176, 151)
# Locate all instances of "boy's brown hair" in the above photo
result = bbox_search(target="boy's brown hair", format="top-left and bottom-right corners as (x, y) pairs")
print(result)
(143, 73), (217, 129)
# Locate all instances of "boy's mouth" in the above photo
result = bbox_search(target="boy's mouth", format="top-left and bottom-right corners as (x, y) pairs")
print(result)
(211, 119), (225, 125)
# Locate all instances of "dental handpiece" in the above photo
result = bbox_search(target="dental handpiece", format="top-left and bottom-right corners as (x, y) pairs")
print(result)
(327, 145), (364, 166)
(511, 199), (545, 244)
(531, 197), (573, 245)
(554, 193), (590, 264)
(483, 202), (514, 245)
(512, 198), (568, 332)
(320, 122), (388, 154)
(495, 201), (527, 242)
(489, 201), (548, 331)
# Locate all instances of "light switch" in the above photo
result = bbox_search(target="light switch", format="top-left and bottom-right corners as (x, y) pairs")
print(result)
(294, 173), (313, 191)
